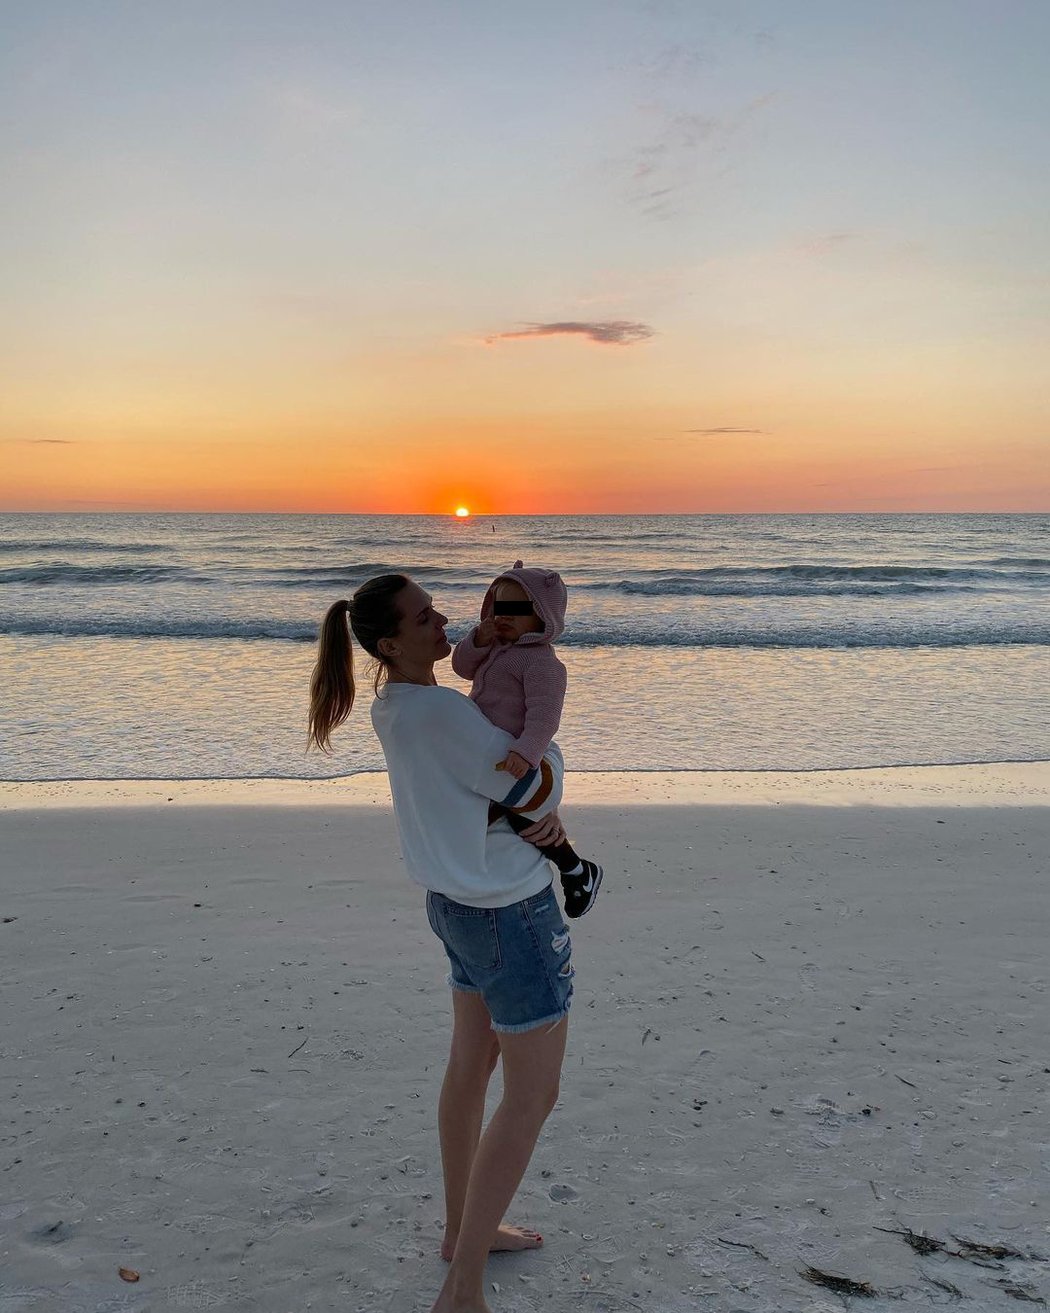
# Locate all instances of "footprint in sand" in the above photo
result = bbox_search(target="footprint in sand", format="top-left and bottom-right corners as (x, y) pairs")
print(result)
(548, 1182), (580, 1202)
(798, 962), (819, 989)
(27, 1220), (76, 1245)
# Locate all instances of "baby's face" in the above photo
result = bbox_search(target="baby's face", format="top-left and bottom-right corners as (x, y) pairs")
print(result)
(492, 580), (544, 644)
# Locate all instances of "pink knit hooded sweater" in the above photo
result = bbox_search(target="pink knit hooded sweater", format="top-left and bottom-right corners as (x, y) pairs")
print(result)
(451, 561), (568, 768)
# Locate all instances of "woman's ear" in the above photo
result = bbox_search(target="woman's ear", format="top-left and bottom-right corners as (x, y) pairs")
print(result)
(377, 636), (398, 660)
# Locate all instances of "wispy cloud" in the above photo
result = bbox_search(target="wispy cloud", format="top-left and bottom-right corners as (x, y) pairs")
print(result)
(798, 231), (858, 257)
(684, 426), (767, 435)
(627, 110), (720, 220)
(619, 92), (777, 220)
(55, 498), (150, 507)
(485, 321), (654, 347)
(4, 438), (76, 444)
(268, 82), (362, 134)
(637, 44), (713, 82)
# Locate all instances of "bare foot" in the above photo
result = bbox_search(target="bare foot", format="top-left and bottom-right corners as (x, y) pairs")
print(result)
(429, 1290), (491, 1313)
(440, 1223), (544, 1262)
(429, 1270), (493, 1313)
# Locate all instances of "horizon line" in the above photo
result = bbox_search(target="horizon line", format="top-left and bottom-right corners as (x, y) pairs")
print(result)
(2, 507), (1047, 518)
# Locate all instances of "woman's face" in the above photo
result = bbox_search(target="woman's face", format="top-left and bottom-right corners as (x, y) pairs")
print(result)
(389, 579), (451, 666)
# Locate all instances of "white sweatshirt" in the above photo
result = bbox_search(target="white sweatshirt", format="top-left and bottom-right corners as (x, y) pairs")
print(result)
(370, 683), (564, 908)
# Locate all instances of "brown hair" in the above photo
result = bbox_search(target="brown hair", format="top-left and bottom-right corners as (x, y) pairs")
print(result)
(307, 573), (409, 752)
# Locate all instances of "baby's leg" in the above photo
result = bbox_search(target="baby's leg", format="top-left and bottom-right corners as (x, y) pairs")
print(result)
(487, 803), (603, 920)
(487, 801), (583, 874)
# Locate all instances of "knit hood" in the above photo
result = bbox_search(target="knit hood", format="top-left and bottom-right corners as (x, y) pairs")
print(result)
(480, 560), (566, 645)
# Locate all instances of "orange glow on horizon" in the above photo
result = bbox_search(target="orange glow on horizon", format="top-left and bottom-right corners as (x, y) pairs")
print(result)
(2, 406), (1048, 515)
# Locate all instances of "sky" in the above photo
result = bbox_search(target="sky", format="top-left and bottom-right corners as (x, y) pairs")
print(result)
(1, 0), (1048, 514)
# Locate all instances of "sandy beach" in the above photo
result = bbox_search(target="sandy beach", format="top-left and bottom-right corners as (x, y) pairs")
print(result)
(2, 764), (1048, 1312)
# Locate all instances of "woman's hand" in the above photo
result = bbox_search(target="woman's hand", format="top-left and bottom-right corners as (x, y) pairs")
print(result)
(517, 808), (565, 847)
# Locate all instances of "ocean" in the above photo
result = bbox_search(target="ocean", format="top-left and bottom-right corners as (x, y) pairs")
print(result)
(2, 512), (1048, 780)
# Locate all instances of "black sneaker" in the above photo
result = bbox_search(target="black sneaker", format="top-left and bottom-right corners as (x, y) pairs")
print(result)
(561, 860), (603, 919)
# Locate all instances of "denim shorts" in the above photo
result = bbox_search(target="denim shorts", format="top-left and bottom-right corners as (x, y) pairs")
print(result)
(425, 884), (574, 1034)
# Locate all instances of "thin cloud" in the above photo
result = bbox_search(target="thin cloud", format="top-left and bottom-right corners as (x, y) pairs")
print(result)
(619, 92), (777, 220)
(4, 438), (76, 444)
(684, 426), (767, 435)
(485, 321), (654, 347)
(799, 231), (858, 257)
(55, 498), (150, 507)
(269, 83), (361, 134)
(637, 44), (713, 82)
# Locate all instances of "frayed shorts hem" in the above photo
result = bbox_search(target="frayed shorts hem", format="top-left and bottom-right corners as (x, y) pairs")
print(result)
(445, 975), (570, 1033)
(489, 1001), (572, 1035)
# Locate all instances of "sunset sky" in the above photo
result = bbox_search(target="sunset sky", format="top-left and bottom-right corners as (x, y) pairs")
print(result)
(2, 1), (1048, 514)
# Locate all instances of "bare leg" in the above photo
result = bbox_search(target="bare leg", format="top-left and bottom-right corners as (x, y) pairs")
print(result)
(430, 1014), (569, 1313)
(438, 990), (544, 1260)
(439, 992), (499, 1246)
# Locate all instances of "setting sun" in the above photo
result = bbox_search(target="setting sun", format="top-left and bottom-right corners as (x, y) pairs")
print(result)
(455, 507), (470, 518)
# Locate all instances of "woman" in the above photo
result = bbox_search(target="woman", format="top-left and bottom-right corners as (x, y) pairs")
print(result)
(309, 573), (574, 1313)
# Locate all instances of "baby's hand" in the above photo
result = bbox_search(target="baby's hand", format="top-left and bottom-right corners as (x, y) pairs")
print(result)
(496, 751), (531, 780)
(475, 618), (498, 647)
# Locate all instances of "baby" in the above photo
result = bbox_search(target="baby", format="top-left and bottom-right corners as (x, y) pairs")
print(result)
(452, 560), (602, 918)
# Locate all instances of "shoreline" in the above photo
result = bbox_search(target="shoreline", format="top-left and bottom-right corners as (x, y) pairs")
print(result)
(2, 759), (1048, 811)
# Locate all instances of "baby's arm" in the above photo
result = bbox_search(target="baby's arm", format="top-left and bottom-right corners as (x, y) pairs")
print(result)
(511, 651), (567, 768)
(497, 750), (532, 780)
(450, 618), (497, 680)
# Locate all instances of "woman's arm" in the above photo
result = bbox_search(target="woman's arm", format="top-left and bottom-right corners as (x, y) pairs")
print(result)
(420, 688), (564, 817)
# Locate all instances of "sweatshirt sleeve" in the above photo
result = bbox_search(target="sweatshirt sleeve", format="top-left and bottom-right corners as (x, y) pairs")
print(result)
(511, 650), (567, 767)
(423, 688), (561, 813)
(450, 628), (491, 681)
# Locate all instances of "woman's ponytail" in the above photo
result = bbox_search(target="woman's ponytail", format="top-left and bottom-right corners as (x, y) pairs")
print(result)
(307, 573), (410, 753)
(308, 599), (355, 753)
